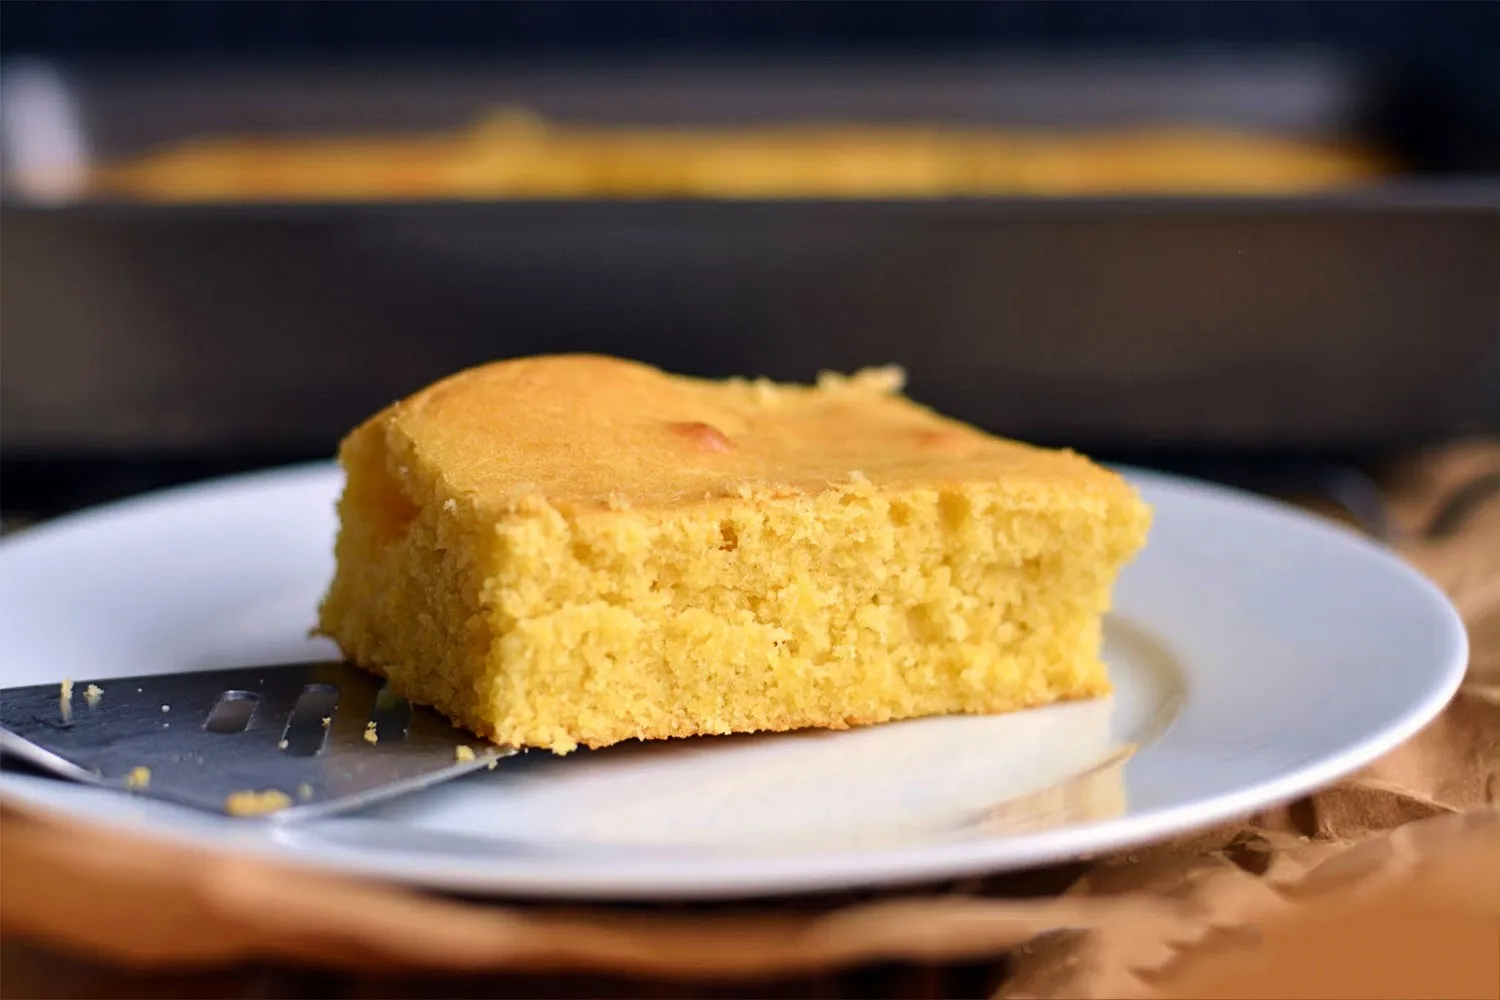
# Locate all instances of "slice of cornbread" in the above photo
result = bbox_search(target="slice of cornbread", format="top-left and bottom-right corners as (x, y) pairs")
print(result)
(316, 355), (1151, 753)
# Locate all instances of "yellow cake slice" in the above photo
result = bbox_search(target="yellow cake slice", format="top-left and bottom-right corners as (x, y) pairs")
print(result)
(316, 355), (1151, 753)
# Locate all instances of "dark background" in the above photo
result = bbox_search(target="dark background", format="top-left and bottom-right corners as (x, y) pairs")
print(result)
(6, 0), (1499, 174)
(3, 1), (1496, 65)
(5, 0), (1498, 154)
(3, 1), (1499, 520)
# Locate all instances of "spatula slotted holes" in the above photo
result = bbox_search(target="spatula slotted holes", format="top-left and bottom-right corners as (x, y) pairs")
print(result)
(280, 683), (339, 757)
(367, 685), (413, 746)
(203, 691), (259, 734)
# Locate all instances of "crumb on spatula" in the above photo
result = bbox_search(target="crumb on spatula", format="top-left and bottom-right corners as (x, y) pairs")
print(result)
(224, 789), (293, 816)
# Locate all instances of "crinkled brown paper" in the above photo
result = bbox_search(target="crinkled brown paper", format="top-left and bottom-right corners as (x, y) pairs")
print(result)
(2, 443), (1497, 999)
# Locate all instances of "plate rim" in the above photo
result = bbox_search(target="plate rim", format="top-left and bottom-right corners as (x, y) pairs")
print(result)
(0, 462), (1469, 898)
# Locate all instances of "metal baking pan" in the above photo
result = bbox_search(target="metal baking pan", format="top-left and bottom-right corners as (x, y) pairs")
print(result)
(2, 58), (1499, 456)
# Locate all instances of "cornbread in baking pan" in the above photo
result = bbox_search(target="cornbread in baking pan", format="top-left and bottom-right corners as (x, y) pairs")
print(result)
(316, 355), (1151, 753)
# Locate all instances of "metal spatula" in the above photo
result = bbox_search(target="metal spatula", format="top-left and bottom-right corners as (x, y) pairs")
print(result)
(0, 661), (513, 820)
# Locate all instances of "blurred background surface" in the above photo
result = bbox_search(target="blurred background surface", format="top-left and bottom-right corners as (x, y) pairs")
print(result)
(2, 0), (1498, 524)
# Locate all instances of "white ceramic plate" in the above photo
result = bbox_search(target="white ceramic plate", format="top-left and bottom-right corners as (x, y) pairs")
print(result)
(0, 464), (1466, 899)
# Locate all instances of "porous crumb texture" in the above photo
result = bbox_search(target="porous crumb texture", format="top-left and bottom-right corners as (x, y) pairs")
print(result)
(317, 355), (1151, 753)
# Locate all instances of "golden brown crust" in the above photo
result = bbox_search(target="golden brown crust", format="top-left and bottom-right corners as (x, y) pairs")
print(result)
(350, 354), (1134, 514)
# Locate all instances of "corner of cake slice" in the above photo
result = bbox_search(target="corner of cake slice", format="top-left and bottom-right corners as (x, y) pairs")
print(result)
(316, 354), (1151, 753)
